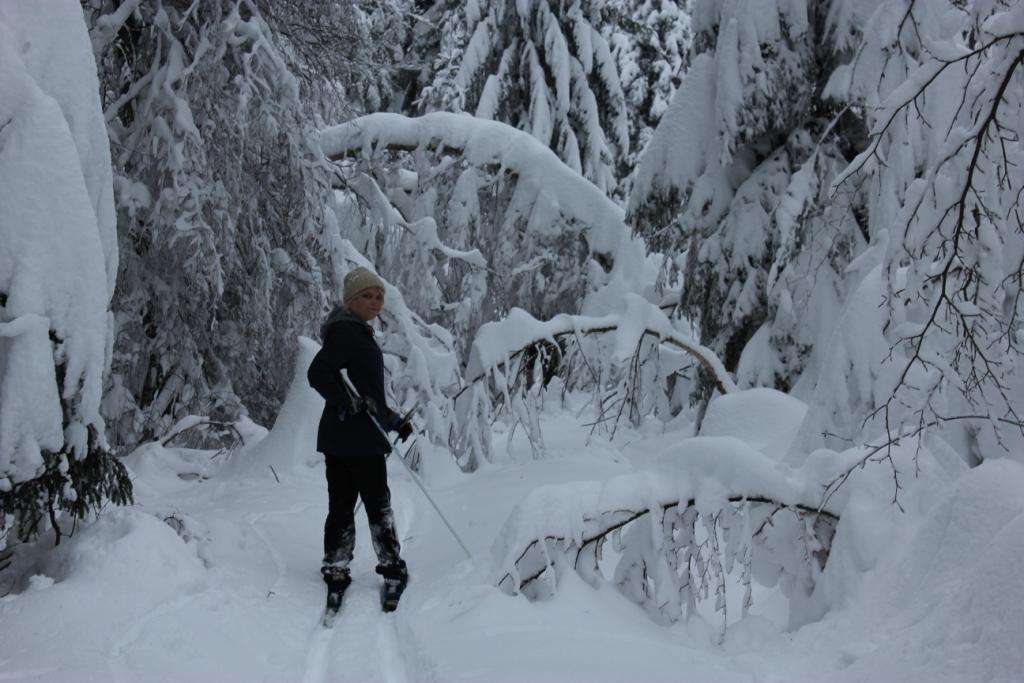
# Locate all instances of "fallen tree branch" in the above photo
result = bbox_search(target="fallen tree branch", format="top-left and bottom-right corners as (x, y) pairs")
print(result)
(498, 493), (839, 592)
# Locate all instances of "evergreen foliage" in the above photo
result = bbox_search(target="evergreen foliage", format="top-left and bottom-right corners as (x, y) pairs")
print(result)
(404, 0), (630, 194)
(85, 0), (339, 448)
(602, 0), (691, 199)
(794, 0), (1024, 456)
(0, 1), (132, 545)
(627, 0), (867, 407)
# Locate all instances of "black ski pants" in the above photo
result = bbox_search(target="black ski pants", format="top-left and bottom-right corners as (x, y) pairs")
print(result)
(322, 454), (404, 580)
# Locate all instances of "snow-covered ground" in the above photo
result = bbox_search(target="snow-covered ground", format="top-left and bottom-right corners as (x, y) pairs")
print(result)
(2, 368), (1023, 683)
(3, 4), (1023, 682)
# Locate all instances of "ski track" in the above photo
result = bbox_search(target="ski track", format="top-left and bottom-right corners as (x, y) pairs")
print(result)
(107, 591), (205, 683)
(113, 464), (430, 682)
(298, 467), (432, 683)
(297, 470), (427, 683)
(301, 621), (335, 683)
(247, 510), (289, 599)
(300, 581), (404, 683)
(377, 615), (412, 683)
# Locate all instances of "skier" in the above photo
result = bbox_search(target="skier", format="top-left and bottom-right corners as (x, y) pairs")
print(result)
(307, 267), (413, 616)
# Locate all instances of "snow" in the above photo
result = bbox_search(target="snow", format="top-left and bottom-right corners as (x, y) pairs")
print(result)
(4, 378), (1020, 681)
(4, 3), (1023, 681)
(321, 112), (629, 259)
(0, 0), (115, 485)
(0, 0), (118, 294)
(786, 459), (1024, 682)
(699, 388), (807, 459)
(982, 4), (1024, 37)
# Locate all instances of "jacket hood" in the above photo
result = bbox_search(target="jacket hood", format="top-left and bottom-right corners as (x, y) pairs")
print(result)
(320, 305), (369, 340)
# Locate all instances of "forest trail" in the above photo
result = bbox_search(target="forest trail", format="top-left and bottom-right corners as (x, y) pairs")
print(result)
(301, 582), (412, 683)
(299, 465), (425, 683)
(98, 450), (434, 683)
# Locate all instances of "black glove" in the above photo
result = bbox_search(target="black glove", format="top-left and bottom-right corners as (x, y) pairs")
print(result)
(395, 418), (413, 442)
(337, 395), (377, 422)
(387, 413), (414, 442)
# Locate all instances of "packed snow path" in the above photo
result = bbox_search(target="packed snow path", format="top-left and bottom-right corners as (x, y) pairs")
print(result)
(300, 473), (421, 683)
(0, 447), (438, 683)
(178, 460), (430, 683)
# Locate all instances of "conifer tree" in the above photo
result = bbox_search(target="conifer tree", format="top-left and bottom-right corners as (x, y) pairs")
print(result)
(602, 0), (691, 199)
(1, 1), (131, 543)
(86, 0), (349, 448)
(404, 0), (630, 195)
(628, 0), (867, 410)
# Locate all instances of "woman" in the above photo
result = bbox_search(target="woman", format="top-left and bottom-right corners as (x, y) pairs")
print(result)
(307, 267), (412, 610)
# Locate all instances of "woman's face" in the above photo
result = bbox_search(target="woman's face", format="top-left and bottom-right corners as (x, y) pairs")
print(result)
(349, 287), (384, 322)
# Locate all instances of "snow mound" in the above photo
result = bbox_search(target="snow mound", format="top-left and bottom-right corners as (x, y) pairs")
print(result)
(700, 388), (807, 458)
(222, 336), (323, 478)
(812, 459), (1024, 682)
(44, 507), (206, 591)
(122, 442), (223, 496)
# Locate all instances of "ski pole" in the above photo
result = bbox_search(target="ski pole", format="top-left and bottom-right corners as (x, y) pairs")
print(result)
(340, 371), (473, 560)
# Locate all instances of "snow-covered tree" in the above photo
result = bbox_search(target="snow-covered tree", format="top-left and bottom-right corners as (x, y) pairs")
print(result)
(602, 0), (691, 198)
(0, 1), (131, 543)
(628, 0), (867, 413)
(255, 0), (409, 119)
(404, 0), (630, 195)
(85, 0), (340, 448)
(323, 112), (629, 360)
(792, 0), (1024, 461)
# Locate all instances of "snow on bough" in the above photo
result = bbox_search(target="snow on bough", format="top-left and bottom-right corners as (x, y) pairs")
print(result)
(492, 454), (838, 637)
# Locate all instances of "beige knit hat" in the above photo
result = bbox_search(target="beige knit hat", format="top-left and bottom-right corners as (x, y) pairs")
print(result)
(343, 267), (386, 305)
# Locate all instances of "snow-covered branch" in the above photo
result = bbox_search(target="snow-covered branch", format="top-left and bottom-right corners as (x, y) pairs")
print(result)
(823, 1), (1024, 459)
(499, 493), (838, 591)
(345, 172), (487, 270)
(321, 112), (628, 260)
(465, 299), (736, 396)
(445, 299), (734, 469)
(492, 448), (839, 631)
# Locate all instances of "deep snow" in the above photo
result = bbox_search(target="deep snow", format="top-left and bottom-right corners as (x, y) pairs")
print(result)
(3, 3), (1023, 681)
(2, 350), (1022, 683)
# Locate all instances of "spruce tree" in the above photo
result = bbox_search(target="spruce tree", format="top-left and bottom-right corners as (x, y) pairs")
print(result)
(602, 0), (691, 199)
(404, 0), (630, 195)
(1, 1), (131, 544)
(628, 0), (867, 409)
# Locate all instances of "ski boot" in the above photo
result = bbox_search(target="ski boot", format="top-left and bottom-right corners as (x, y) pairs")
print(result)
(377, 563), (408, 613)
(321, 569), (351, 626)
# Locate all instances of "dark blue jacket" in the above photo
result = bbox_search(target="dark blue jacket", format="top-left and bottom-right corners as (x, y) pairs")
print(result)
(307, 310), (398, 456)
